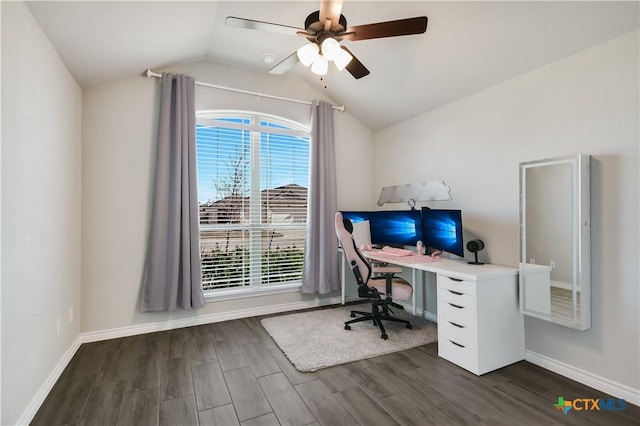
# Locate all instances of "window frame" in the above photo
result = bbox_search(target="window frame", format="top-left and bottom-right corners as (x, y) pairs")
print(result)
(196, 110), (311, 300)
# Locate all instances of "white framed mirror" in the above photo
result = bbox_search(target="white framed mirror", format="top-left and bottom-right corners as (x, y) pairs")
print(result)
(519, 154), (591, 330)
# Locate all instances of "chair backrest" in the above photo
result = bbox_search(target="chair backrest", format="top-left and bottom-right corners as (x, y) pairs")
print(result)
(335, 212), (371, 286)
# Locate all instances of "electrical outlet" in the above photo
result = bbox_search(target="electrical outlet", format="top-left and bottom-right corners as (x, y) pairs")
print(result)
(56, 318), (61, 336)
(550, 261), (556, 269)
(69, 306), (74, 323)
(530, 258), (536, 264)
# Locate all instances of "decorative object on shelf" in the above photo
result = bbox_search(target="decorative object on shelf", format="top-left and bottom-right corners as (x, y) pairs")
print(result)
(467, 239), (485, 265)
(377, 180), (452, 206)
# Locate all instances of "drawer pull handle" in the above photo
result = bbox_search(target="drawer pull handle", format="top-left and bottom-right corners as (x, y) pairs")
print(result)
(448, 277), (464, 282)
(448, 290), (463, 296)
(449, 340), (465, 348)
(448, 303), (464, 309)
(448, 321), (464, 328)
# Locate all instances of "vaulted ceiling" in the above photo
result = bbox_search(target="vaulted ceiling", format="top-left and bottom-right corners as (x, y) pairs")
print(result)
(26, 1), (639, 131)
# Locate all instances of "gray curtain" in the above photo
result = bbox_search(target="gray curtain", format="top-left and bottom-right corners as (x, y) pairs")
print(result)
(140, 73), (206, 311)
(301, 100), (339, 294)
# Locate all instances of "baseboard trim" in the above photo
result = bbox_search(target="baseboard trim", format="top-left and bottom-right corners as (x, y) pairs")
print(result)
(525, 349), (640, 407)
(17, 336), (82, 426)
(80, 296), (346, 343)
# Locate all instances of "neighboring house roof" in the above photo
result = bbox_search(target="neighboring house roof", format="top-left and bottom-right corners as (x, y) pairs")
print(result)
(200, 184), (307, 207)
(199, 184), (308, 222)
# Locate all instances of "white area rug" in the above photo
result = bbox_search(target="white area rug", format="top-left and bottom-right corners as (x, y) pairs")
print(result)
(261, 304), (437, 372)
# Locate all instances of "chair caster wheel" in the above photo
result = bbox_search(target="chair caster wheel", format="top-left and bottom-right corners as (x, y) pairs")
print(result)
(381, 334), (388, 340)
(350, 313), (356, 318)
(406, 324), (412, 329)
(344, 325), (351, 330)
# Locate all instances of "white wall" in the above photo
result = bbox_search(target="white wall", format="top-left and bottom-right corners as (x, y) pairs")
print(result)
(1, 2), (83, 424)
(374, 31), (639, 392)
(81, 61), (374, 334)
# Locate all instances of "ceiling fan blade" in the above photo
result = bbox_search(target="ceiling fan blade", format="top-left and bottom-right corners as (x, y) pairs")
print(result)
(319, 0), (344, 31)
(269, 52), (300, 75)
(343, 16), (428, 41)
(226, 16), (303, 36)
(341, 46), (370, 79)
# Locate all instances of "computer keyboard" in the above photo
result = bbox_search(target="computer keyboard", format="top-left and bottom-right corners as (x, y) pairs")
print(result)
(380, 246), (415, 256)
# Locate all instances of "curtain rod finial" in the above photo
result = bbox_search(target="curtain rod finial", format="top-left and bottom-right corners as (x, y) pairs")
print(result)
(144, 69), (162, 79)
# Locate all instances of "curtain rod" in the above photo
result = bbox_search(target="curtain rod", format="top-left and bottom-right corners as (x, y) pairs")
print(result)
(145, 69), (345, 112)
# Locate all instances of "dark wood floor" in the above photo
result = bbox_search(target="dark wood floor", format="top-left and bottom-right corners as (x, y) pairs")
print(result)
(32, 309), (640, 426)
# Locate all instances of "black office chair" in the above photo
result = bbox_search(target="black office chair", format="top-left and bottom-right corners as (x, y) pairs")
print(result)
(335, 212), (413, 340)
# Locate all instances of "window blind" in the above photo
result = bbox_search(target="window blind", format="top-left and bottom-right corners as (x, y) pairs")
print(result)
(196, 114), (310, 291)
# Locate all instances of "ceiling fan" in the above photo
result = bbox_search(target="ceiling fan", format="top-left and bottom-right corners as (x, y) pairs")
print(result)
(225, 0), (428, 79)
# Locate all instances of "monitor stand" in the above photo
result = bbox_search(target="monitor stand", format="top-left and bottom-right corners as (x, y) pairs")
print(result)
(468, 252), (484, 265)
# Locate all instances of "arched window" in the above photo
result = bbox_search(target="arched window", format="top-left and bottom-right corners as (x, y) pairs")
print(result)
(196, 111), (310, 293)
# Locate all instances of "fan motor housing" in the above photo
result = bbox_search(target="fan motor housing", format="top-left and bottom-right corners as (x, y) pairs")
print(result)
(304, 10), (347, 33)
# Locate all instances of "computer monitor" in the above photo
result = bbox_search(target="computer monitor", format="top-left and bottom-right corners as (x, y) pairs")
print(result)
(341, 210), (422, 247)
(420, 208), (464, 257)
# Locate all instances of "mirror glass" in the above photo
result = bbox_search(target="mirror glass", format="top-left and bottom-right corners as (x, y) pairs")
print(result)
(519, 154), (591, 330)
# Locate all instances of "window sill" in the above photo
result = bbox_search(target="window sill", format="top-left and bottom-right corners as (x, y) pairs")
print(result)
(204, 282), (302, 302)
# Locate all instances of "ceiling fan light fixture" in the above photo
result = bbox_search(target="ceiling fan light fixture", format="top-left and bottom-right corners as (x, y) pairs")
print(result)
(310, 55), (329, 75)
(320, 37), (341, 61)
(297, 43), (319, 67)
(227, 5), (428, 80)
(333, 47), (353, 71)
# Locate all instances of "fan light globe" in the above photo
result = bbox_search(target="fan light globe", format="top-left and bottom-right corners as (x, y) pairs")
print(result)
(321, 37), (341, 61)
(297, 43), (319, 67)
(333, 47), (353, 71)
(310, 55), (329, 75)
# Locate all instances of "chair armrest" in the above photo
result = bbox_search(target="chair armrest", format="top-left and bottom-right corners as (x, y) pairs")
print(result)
(372, 266), (402, 274)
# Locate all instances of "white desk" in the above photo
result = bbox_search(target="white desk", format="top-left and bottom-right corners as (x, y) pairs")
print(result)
(339, 250), (525, 375)
(340, 250), (517, 306)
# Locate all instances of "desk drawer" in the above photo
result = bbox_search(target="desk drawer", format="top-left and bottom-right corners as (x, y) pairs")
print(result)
(438, 299), (476, 329)
(439, 338), (478, 373)
(439, 319), (477, 349)
(439, 287), (475, 309)
(438, 275), (476, 295)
